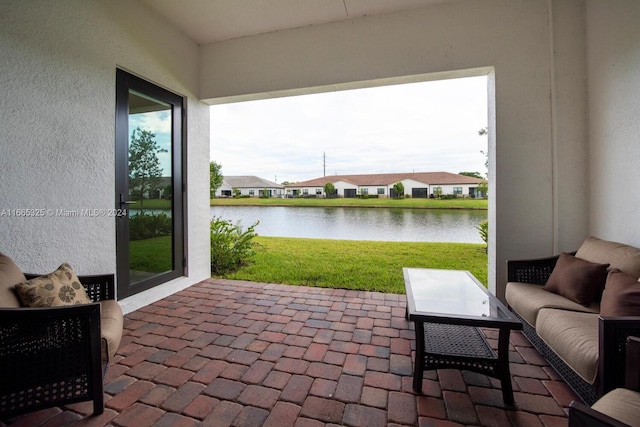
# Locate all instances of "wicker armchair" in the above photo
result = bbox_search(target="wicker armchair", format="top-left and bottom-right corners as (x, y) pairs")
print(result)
(0, 274), (116, 420)
(569, 336), (640, 427)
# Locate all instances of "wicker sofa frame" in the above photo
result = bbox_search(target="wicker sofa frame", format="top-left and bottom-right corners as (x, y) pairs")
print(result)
(0, 274), (115, 420)
(507, 255), (640, 405)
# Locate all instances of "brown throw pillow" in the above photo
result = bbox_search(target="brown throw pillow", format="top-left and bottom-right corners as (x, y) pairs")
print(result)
(14, 263), (91, 307)
(543, 252), (609, 306)
(600, 269), (640, 317)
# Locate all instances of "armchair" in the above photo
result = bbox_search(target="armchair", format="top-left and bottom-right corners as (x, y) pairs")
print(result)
(569, 336), (640, 427)
(0, 272), (120, 420)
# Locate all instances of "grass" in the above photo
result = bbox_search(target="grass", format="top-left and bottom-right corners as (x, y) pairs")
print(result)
(128, 196), (488, 210)
(216, 236), (488, 294)
(129, 236), (173, 272)
(211, 197), (487, 210)
(128, 199), (172, 210)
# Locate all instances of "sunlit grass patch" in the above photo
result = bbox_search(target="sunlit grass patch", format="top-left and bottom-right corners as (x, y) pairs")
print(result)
(217, 236), (488, 294)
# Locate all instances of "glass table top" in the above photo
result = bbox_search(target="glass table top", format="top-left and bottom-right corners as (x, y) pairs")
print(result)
(403, 268), (515, 322)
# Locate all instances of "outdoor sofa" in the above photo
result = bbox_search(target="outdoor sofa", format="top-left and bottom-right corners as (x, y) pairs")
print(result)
(0, 252), (123, 419)
(505, 236), (640, 405)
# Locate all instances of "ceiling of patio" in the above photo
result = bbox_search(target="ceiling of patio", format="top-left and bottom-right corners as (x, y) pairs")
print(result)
(140, 0), (456, 44)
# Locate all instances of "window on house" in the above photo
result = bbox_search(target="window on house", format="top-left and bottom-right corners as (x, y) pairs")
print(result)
(316, 189), (322, 195)
(362, 188), (368, 195)
(249, 190), (255, 196)
(303, 189), (309, 195)
(453, 187), (462, 195)
(377, 188), (385, 195)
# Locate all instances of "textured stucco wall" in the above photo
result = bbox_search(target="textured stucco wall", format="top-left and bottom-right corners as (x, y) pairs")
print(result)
(586, 0), (640, 247)
(0, 0), (211, 308)
(200, 0), (589, 299)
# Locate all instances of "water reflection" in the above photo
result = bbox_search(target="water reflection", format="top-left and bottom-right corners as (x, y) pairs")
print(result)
(211, 206), (486, 244)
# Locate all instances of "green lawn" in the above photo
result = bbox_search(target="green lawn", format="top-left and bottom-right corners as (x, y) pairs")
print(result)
(129, 236), (173, 272)
(128, 199), (172, 210)
(217, 236), (488, 294)
(129, 220), (489, 294)
(127, 196), (487, 210)
(211, 197), (487, 210)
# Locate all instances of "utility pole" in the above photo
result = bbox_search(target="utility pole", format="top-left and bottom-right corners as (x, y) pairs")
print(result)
(323, 152), (326, 177)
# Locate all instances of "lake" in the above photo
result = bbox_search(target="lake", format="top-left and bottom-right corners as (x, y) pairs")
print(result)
(210, 206), (486, 244)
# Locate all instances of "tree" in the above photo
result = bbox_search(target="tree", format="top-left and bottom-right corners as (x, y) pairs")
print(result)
(323, 182), (335, 198)
(210, 161), (223, 198)
(459, 172), (484, 179)
(478, 127), (489, 173)
(477, 181), (488, 197)
(129, 127), (167, 211)
(392, 181), (405, 198)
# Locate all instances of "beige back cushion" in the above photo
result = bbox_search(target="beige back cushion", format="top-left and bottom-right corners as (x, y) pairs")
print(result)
(576, 236), (640, 279)
(0, 252), (26, 307)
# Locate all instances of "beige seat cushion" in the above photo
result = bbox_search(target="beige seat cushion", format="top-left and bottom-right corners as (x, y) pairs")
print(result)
(100, 300), (124, 363)
(536, 308), (599, 384)
(591, 388), (640, 427)
(0, 252), (26, 308)
(506, 282), (599, 327)
(576, 236), (640, 279)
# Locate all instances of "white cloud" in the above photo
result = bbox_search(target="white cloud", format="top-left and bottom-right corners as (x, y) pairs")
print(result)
(210, 76), (488, 183)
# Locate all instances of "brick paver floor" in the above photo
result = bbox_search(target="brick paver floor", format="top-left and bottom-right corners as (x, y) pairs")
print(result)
(1, 278), (579, 426)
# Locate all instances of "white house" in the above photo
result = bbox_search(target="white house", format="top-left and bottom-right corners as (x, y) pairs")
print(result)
(217, 176), (284, 198)
(1, 0), (638, 309)
(286, 172), (486, 198)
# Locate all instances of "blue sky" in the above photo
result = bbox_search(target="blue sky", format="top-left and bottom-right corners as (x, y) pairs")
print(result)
(210, 75), (489, 184)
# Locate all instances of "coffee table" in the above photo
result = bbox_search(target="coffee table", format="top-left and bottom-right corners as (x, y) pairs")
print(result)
(403, 268), (522, 405)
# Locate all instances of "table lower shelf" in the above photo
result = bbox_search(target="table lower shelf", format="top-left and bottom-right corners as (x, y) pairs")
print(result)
(413, 322), (515, 405)
(423, 323), (499, 376)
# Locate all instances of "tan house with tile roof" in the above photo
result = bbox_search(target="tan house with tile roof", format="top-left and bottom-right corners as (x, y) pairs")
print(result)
(285, 172), (486, 198)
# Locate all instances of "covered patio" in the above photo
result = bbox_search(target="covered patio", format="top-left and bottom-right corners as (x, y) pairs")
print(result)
(3, 279), (576, 426)
(1, 0), (639, 425)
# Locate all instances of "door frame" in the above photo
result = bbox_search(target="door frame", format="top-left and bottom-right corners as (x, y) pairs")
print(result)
(115, 69), (187, 299)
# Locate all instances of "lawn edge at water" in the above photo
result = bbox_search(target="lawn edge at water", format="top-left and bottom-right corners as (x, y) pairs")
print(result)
(216, 236), (488, 294)
(210, 197), (488, 210)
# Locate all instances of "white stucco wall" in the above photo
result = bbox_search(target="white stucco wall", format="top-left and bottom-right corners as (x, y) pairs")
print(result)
(0, 0), (211, 311)
(586, 0), (640, 247)
(200, 0), (589, 299)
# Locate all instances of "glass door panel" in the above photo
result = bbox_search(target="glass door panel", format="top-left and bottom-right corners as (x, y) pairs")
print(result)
(128, 91), (173, 285)
(115, 69), (184, 299)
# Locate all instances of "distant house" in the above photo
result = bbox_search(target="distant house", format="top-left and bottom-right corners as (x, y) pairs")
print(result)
(285, 172), (486, 198)
(217, 176), (284, 198)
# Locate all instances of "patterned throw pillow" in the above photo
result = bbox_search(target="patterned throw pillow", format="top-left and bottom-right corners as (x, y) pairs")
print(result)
(14, 263), (92, 307)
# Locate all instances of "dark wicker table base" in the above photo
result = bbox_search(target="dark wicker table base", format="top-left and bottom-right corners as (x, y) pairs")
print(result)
(413, 322), (515, 405)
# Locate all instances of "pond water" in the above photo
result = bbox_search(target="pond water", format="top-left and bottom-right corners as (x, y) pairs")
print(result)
(210, 206), (486, 244)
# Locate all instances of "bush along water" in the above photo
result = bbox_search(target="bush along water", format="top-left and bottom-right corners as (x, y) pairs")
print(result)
(129, 211), (172, 240)
(210, 216), (259, 275)
(476, 219), (488, 252)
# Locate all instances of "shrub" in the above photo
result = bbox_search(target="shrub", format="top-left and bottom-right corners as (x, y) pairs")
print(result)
(210, 216), (259, 275)
(129, 211), (172, 240)
(476, 220), (488, 252)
